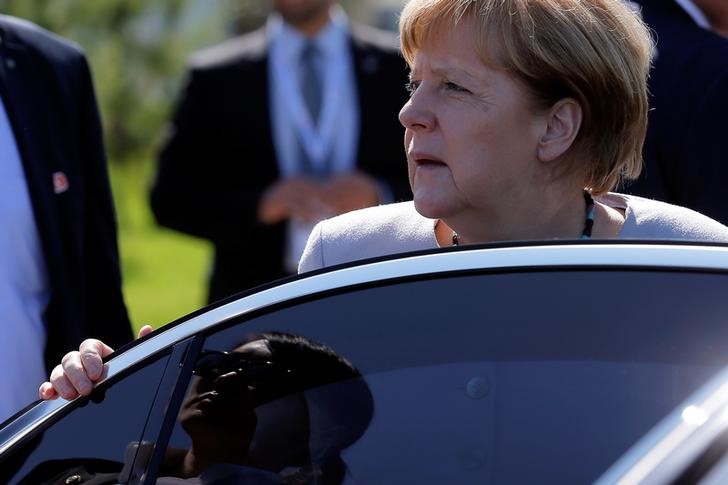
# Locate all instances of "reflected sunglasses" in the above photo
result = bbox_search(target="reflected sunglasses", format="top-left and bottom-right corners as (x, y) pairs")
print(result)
(192, 350), (294, 385)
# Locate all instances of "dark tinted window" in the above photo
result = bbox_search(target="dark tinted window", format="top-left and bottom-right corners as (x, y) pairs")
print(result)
(161, 269), (728, 484)
(1, 353), (170, 484)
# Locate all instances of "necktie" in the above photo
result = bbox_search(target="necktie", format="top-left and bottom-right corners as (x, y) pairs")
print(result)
(298, 42), (326, 177)
(300, 42), (322, 124)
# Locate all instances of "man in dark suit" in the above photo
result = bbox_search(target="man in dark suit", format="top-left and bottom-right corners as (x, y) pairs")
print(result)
(150, 0), (411, 303)
(626, 0), (728, 224)
(0, 15), (131, 420)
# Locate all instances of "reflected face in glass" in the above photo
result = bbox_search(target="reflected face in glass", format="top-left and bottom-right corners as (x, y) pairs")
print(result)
(179, 340), (291, 438)
(178, 339), (309, 468)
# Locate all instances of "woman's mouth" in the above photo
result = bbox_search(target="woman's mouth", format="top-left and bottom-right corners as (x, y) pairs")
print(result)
(411, 153), (446, 166)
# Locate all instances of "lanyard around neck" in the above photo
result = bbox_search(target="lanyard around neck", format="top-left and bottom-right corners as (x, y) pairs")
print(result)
(272, 45), (345, 167)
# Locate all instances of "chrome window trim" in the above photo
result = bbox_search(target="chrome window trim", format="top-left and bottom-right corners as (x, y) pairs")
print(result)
(3, 243), (728, 457)
(0, 399), (67, 455)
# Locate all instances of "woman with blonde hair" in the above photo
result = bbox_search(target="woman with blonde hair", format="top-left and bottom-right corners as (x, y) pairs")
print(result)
(298, 0), (728, 270)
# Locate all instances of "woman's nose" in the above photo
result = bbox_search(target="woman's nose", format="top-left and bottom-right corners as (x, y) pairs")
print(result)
(399, 91), (434, 132)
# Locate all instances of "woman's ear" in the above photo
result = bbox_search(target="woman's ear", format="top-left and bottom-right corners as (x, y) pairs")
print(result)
(537, 98), (582, 162)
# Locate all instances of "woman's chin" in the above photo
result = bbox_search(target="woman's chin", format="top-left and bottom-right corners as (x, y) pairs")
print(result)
(413, 195), (447, 220)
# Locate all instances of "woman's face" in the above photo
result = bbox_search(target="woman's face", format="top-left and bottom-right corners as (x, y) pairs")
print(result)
(399, 19), (549, 225)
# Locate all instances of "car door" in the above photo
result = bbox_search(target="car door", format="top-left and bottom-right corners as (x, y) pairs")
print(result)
(4, 246), (728, 484)
(146, 261), (728, 484)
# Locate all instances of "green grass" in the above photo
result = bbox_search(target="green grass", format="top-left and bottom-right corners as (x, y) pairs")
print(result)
(109, 160), (211, 335)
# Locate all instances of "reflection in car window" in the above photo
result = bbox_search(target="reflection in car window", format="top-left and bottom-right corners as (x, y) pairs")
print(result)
(1, 354), (170, 485)
(160, 332), (372, 484)
(167, 270), (728, 484)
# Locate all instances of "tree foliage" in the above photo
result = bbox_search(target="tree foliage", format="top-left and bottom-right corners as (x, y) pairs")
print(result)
(0, 0), (394, 164)
(1, 0), (235, 163)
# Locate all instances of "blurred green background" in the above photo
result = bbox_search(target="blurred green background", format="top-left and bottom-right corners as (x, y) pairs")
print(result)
(0, 0), (402, 334)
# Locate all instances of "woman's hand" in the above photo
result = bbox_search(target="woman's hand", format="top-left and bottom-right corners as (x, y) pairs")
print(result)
(38, 325), (153, 400)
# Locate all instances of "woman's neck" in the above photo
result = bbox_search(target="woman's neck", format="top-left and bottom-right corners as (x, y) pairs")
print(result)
(439, 189), (590, 246)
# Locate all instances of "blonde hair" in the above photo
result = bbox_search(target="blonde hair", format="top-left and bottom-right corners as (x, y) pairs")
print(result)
(399, 0), (654, 194)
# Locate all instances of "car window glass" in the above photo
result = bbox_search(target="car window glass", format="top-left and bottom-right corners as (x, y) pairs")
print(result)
(161, 270), (728, 484)
(1, 353), (170, 485)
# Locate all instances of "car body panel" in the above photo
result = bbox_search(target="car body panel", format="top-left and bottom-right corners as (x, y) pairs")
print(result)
(3, 241), (728, 484)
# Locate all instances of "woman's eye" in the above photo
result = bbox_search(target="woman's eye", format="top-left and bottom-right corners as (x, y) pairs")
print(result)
(405, 80), (420, 96)
(444, 81), (469, 93)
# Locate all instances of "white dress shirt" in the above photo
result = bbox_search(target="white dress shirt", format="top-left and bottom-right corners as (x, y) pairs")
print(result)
(0, 94), (49, 422)
(267, 7), (360, 271)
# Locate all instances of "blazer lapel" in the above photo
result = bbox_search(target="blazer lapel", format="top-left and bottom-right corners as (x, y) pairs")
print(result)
(0, 24), (66, 286)
(349, 31), (382, 113)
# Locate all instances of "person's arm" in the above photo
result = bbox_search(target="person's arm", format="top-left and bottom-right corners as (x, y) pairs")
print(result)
(150, 66), (276, 245)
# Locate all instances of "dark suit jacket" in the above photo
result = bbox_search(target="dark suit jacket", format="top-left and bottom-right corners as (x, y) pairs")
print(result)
(626, 0), (728, 224)
(0, 16), (132, 371)
(151, 23), (412, 303)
